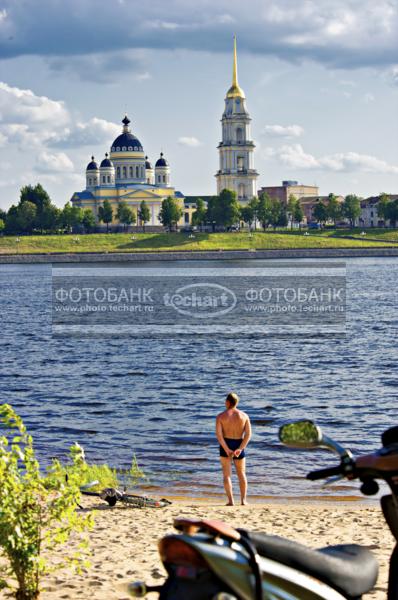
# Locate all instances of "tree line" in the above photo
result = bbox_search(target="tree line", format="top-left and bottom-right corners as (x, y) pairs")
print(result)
(0, 184), (164, 234)
(192, 190), (304, 230)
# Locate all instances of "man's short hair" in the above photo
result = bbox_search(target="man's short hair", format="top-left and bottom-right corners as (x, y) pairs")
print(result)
(226, 392), (239, 407)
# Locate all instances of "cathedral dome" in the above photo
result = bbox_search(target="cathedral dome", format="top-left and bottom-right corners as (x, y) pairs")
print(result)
(86, 156), (99, 171)
(155, 152), (168, 167)
(111, 115), (143, 152)
(100, 153), (114, 168)
(145, 156), (152, 169)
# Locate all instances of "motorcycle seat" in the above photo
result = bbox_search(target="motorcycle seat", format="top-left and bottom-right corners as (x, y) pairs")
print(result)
(241, 531), (378, 599)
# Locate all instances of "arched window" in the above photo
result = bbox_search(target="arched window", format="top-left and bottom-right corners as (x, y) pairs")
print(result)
(236, 127), (243, 142)
(158, 175), (161, 183)
(88, 178), (92, 185)
(128, 146), (133, 151)
(107, 176), (110, 183)
(102, 175), (106, 184)
(123, 166), (127, 178)
(136, 166), (139, 178)
(237, 156), (244, 171)
(163, 175), (166, 183)
(117, 167), (121, 178)
(238, 184), (245, 198)
(130, 166), (133, 178)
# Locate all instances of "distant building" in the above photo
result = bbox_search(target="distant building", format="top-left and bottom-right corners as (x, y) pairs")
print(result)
(258, 181), (319, 205)
(357, 194), (398, 228)
(71, 115), (185, 229)
(216, 37), (258, 203)
(299, 195), (344, 224)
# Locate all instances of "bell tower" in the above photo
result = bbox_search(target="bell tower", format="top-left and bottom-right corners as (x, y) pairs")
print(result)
(215, 36), (258, 202)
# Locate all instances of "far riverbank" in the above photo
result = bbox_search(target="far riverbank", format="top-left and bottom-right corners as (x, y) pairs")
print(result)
(2, 247), (398, 263)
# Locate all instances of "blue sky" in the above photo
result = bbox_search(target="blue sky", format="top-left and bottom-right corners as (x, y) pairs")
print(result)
(0, 0), (397, 209)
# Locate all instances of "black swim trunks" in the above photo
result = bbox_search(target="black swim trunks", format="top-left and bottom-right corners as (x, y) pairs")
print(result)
(219, 438), (245, 460)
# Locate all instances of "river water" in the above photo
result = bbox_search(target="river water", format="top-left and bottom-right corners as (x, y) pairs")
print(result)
(0, 257), (397, 500)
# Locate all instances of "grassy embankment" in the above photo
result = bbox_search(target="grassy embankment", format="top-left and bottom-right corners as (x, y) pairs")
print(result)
(0, 229), (397, 254)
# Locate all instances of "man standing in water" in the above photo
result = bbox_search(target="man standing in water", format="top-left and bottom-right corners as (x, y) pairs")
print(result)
(216, 392), (252, 505)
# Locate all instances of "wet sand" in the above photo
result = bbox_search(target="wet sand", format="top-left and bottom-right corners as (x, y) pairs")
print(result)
(38, 497), (393, 600)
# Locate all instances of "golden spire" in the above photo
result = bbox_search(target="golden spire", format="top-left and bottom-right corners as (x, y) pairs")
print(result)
(227, 35), (245, 99)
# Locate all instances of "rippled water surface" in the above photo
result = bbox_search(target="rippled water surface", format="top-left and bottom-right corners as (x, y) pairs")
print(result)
(0, 258), (397, 500)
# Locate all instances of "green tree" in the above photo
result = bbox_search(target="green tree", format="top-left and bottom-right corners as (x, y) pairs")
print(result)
(240, 205), (255, 229)
(343, 194), (361, 228)
(0, 404), (92, 600)
(247, 197), (259, 230)
(82, 209), (96, 233)
(218, 189), (240, 228)
(313, 201), (328, 225)
(138, 200), (151, 232)
(293, 200), (304, 229)
(19, 184), (55, 233)
(0, 218), (4, 234)
(40, 203), (61, 232)
(385, 199), (398, 228)
(98, 199), (113, 232)
(287, 194), (298, 229)
(257, 192), (273, 230)
(377, 193), (390, 226)
(327, 193), (342, 226)
(191, 198), (207, 230)
(159, 196), (183, 231)
(206, 196), (221, 230)
(276, 204), (288, 228)
(17, 201), (37, 233)
(117, 201), (136, 231)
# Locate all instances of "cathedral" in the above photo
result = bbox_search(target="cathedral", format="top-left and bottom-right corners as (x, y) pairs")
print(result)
(71, 115), (184, 227)
(72, 37), (257, 228)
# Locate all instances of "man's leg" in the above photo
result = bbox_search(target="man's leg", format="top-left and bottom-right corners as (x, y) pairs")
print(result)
(220, 457), (234, 505)
(234, 458), (248, 505)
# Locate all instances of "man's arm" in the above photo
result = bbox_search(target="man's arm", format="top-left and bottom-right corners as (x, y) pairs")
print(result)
(239, 416), (252, 450)
(216, 415), (232, 456)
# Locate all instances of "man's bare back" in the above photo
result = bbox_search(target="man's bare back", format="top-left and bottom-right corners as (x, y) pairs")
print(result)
(216, 392), (252, 506)
(217, 407), (249, 440)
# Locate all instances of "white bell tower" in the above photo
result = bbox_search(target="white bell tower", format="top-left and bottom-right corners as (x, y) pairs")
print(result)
(216, 36), (258, 203)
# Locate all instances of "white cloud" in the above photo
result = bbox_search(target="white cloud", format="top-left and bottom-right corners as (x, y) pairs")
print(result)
(50, 118), (119, 148)
(267, 143), (398, 174)
(390, 65), (398, 85)
(263, 124), (304, 138)
(363, 92), (375, 103)
(178, 136), (202, 147)
(0, 82), (68, 127)
(0, 9), (7, 23)
(0, 1), (397, 70)
(36, 151), (74, 173)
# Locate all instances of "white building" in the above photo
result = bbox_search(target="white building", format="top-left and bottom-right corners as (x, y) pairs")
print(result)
(215, 37), (258, 203)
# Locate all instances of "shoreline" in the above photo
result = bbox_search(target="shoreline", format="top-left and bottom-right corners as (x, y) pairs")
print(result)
(2, 246), (398, 263)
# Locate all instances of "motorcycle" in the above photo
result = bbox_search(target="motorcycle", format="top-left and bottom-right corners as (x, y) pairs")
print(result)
(128, 421), (398, 599)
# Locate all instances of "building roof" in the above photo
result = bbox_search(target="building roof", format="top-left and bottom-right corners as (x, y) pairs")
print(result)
(74, 191), (95, 200)
(155, 152), (168, 167)
(111, 132), (143, 152)
(100, 153), (114, 168)
(86, 156), (98, 171)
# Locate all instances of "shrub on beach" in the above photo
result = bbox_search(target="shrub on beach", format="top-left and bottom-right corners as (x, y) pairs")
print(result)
(0, 404), (93, 600)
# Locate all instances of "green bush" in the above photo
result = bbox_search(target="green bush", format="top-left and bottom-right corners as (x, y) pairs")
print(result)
(0, 404), (93, 599)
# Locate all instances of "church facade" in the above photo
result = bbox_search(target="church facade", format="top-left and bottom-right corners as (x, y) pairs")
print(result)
(215, 36), (258, 203)
(71, 115), (184, 227)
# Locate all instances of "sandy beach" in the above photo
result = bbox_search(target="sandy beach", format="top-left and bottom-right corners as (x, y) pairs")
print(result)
(38, 497), (393, 600)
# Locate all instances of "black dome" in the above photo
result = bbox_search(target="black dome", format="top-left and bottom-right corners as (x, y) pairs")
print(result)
(100, 154), (113, 168)
(86, 156), (98, 171)
(111, 132), (143, 152)
(155, 152), (168, 167)
(145, 156), (152, 169)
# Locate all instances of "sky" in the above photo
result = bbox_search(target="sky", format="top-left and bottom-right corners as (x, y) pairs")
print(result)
(0, 0), (397, 210)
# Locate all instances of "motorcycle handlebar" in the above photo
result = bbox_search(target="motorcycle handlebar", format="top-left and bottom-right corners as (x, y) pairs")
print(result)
(307, 465), (343, 480)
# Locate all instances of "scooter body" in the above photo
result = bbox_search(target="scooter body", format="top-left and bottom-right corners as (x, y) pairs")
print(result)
(164, 531), (348, 600)
(128, 422), (398, 600)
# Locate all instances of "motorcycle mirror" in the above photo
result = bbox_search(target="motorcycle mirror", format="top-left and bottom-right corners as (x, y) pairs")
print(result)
(279, 420), (323, 448)
(279, 420), (351, 459)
